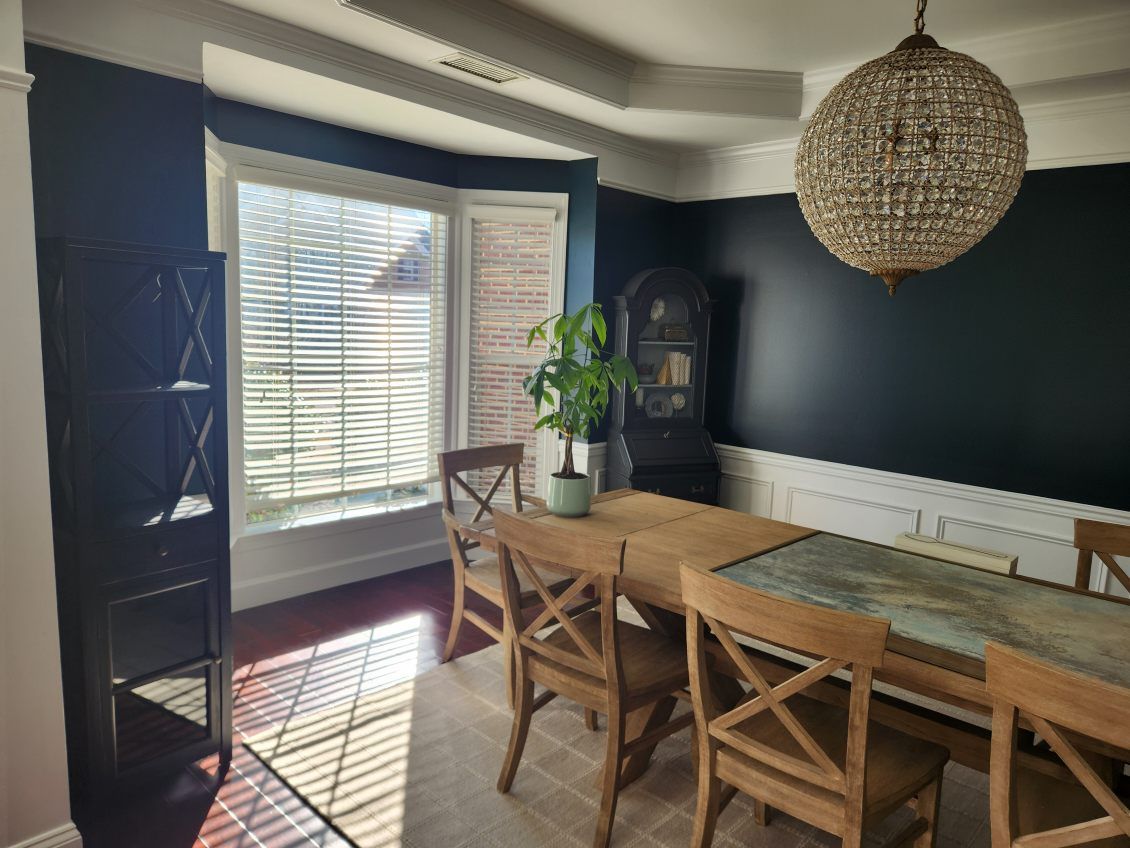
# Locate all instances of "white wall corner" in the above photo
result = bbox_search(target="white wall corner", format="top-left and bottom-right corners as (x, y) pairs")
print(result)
(715, 443), (1130, 594)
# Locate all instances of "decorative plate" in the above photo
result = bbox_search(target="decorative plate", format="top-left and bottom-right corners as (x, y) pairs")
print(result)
(645, 394), (673, 418)
(650, 297), (666, 322)
(671, 392), (686, 411)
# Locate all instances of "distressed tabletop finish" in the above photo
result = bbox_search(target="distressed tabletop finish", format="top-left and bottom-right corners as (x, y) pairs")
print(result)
(719, 533), (1130, 687)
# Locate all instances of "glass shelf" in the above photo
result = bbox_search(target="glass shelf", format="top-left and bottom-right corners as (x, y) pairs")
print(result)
(89, 381), (212, 402)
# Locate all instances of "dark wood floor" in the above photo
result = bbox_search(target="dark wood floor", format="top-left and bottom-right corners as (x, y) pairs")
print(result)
(77, 561), (496, 848)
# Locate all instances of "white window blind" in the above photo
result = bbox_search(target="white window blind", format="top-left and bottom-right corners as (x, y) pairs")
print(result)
(237, 181), (447, 524)
(466, 213), (556, 496)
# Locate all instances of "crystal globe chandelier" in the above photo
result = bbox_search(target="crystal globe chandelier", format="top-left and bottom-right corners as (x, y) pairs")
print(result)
(794, 0), (1027, 295)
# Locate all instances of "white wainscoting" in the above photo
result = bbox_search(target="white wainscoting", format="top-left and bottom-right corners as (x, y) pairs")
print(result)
(584, 443), (1129, 592)
(713, 444), (1130, 596)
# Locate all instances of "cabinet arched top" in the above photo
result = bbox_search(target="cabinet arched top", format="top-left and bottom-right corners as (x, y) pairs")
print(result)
(614, 267), (714, 313)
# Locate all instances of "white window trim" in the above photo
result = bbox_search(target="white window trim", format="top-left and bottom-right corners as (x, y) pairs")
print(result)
(208, 135), (568, 540)
(454, 189), (568, 499)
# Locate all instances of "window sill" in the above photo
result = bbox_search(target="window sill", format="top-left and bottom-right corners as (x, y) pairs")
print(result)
(233, 497), (442, 552)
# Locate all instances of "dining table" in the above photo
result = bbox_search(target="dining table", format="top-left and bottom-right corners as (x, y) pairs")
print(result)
(464, 488), (1130, 800)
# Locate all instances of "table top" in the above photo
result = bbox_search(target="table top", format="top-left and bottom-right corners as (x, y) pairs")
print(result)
(719, 532), (1130, 686)
(468, 489), (814, 611)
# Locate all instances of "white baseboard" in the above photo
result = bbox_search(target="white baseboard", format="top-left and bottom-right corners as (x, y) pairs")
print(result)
(714, 444), (1130, 596)
(7, 824), (82, 848)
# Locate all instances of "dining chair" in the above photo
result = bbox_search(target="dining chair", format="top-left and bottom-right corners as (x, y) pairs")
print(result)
(680, 562), (949, 848)
(493, 509), (693, 848)
(437, 444), (560, 688)
(1073, 518), (1130, 596)
(985, 641), (1130, 848)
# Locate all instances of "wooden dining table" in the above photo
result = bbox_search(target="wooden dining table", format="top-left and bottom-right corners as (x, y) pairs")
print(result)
(465, 488), (1130, 793)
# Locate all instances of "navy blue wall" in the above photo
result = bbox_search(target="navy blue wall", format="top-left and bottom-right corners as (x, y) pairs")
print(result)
(26, 44), (208, 249)
(673, 164), (1130, 511)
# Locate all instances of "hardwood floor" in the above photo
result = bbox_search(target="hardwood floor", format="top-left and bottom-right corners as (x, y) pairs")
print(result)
(76, 561), (497, 848)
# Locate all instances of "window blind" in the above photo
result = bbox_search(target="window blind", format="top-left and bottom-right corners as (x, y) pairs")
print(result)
(237, 181), (447, 523)
(467, 215), (556, 497)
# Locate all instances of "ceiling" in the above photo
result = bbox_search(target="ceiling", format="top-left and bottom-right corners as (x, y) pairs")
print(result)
(208, 0), (1130, 158)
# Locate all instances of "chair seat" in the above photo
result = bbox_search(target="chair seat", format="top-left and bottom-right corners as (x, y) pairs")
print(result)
(463, 555), (571, 605)
(717, 694), (949, 830)
(528, 610), (689, 709)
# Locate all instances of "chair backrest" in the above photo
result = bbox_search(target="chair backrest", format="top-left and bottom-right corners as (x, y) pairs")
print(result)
(1074, 518), (1130, 595)
(680, 562), (891, 812)
(493, 509), (627, 690)
(985, 641), (1130, 846)
(438, 444), (527, 570)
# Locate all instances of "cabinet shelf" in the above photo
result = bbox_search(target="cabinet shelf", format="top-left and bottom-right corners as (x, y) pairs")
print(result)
(640, 383), (693, 389)
(89, 381), (213, 402)
(638, 340), (695, 346)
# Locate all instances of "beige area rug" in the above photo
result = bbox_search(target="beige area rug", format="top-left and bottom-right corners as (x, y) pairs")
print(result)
(245, 641), (994, 848)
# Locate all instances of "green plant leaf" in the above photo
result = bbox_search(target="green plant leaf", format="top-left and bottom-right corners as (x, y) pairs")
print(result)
(590, 304), (607, 345)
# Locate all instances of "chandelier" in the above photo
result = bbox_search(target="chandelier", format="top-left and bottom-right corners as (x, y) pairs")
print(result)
(794, 0), (1027, 295)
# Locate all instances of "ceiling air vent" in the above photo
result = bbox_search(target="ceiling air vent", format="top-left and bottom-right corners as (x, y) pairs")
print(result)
(435, 53), (525, 85)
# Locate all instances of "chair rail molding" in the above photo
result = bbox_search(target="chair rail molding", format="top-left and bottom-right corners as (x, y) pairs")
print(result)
(714, 444), (1130, 597)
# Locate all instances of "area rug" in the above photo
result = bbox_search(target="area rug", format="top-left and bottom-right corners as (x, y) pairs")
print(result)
(244, 640), (993, 848)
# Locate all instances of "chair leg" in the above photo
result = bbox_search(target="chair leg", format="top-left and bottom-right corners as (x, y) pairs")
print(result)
(441, 573), (465, 663)
(502, 619), (516, 710)
(497, 655), (534, 794)
(691, 735), (720, 848)
(585, 707), (599, 731)
(753, 799), (771, 826)
(913, 776), (943, 848)
(593, 709), (626, 848)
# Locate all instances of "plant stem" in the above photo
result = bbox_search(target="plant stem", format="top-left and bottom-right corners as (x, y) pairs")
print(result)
(562, 427), (575, 476)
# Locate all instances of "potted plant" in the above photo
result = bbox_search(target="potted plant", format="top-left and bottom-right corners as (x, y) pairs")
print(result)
(524, 302), (638, 516)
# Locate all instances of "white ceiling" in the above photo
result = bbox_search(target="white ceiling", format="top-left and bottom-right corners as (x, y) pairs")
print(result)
(209, 0), (1130, 157)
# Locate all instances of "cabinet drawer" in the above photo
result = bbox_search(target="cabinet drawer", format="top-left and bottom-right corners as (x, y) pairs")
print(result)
(91, 523), (219, 582)
(630, 472), (719, 505)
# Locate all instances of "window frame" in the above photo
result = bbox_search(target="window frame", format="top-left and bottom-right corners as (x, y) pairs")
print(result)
(210, 137), (567, 541)
(455, 191), (569, 500)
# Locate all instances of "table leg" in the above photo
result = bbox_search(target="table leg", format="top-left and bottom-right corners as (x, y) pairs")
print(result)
(618, 695), (679, 788)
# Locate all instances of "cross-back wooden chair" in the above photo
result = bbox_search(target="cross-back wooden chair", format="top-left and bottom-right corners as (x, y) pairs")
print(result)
(680, 562), (949, 848)
(986, 642), (1130, 848)
(438, 443), (558, 670)
(1074, 518), (1130, 597)
(493, 509), (693, 848)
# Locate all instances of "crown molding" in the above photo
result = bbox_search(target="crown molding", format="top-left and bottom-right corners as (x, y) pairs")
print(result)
(340, 0), (633, 106)
(0, 67), (35, 93)
(630, 64), (801, 118)
(801, 8), (1130, 117)
(23, 31), (202, 82)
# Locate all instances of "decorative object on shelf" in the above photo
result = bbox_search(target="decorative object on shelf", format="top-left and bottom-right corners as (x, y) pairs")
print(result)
(524, 302), (638, 517)
(662, 323), (689, 342)
(635, 387), (645, 408)
(649, 297), (666, 322)
(646, 394), (674, 418)
(608, 268), (720, 503)
(36, 239), (232, 806)
(638, 362), (655, 384)
(794, 0), (1027, 296)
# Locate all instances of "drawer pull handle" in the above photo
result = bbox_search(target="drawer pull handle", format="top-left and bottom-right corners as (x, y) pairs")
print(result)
(156, 545), (170, 558)
(663, 431), (671, 439)
(691, 485), (705, 494)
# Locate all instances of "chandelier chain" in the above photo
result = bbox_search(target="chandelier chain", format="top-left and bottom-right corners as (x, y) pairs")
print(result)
(914, 0), (927, 34)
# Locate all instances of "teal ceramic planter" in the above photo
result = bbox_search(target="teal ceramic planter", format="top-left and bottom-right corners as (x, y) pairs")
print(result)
(546, 474), (591, 517)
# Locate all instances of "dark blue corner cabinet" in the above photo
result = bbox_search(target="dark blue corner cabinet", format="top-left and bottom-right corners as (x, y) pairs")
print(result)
(37, 238), (231, 805)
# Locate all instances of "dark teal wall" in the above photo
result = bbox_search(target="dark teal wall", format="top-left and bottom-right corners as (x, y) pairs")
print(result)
(672, 164), (1130, 510)
(26, 45), (208, 249)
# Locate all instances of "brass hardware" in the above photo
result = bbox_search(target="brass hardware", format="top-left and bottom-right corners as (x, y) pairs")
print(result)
(156, 544), (169, 558)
